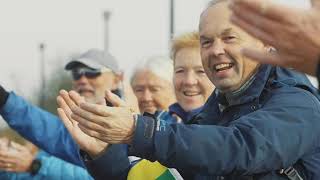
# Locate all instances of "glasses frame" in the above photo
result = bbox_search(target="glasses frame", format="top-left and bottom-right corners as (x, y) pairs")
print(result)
(71, 67), (112, 80)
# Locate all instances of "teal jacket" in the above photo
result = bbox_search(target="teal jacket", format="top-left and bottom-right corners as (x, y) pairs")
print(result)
(0, 89), (131, 179)
(0, 150), (93, 180)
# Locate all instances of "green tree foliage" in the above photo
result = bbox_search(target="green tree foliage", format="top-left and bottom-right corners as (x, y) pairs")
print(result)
(36, 52), (81, 115)
(39, 66), (72, 115)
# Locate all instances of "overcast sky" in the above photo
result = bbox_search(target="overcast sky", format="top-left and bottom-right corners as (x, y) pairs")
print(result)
(0, 0), (312, 100)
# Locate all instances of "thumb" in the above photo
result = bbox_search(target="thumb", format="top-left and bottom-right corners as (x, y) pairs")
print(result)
(104, 90), (126, 107)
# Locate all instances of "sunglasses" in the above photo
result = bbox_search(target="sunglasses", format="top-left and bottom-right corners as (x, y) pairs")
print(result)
(71, 67), (111, 80)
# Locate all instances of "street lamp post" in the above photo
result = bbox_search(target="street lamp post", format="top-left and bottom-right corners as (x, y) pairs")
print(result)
(170, 0), (175, 40)
(168, 0), (175, 51)
(103, 11), (111, 51)
(39, 43), (46, 108)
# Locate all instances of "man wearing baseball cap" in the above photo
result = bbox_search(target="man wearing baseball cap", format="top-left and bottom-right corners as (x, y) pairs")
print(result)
(65, 49), (123, 103)
(0, 49), (130, 179)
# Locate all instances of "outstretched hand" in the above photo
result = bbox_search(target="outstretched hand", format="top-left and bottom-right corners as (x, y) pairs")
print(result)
(57, 90), (108, 158)
(70, 90), (136, 145)
(0, 139), (34, 173)
(230, 0), (320, 75)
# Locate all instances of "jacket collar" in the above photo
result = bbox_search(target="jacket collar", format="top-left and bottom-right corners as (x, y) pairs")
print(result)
(169, 103), (203, 124)
(215, 64), (272, 107)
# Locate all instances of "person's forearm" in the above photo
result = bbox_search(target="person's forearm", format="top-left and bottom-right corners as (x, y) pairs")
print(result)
(0, 92), (83, 167)
(130, 94), (320, 176)
(37, 151), (93, 179)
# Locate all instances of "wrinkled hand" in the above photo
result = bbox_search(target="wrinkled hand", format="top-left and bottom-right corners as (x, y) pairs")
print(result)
(0, 137), (9, 149)
(0, 140), (34, 173)
(70, 90), (136, 145)
(57, 90), (108, 158)
(230, 0), (320, 75)
(122, 81), (140, 114)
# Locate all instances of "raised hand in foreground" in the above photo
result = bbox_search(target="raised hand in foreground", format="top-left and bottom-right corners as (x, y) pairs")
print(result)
(230, 0), (320, 75)
(57, 90), (108, 158)
(68, 90), (136, 145)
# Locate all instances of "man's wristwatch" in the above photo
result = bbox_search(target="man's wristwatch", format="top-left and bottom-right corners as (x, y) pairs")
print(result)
(29, 159), (41, 175)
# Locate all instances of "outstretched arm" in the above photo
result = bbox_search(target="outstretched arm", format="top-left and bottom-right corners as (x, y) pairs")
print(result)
(230, 0), (320, 76)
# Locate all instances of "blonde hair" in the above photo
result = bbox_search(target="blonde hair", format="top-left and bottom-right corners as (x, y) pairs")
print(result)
(171, 32), (200, 60)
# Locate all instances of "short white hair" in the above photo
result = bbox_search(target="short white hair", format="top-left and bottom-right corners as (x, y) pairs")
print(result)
(131, 56), (173, 84)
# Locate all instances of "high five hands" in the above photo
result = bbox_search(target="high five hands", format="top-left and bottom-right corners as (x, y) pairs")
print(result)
(57, 90), (136, 157)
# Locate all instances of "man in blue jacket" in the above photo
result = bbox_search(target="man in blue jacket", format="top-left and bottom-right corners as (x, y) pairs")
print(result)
(61, 0), (320, 179)
(0, 49), (131, 178)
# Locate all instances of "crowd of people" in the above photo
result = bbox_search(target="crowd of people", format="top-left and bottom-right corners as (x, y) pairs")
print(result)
(1, 0), (320, 179)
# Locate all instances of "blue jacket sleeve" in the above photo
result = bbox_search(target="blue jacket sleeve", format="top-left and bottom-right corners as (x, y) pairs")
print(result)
(0, 151), (93, 180)
(129, 88), (320, 176)
(83, 144), (130, 180)
(0, 92), (83, 167)
(0, 171), (9, 179)
(36, 151), (93, 180)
